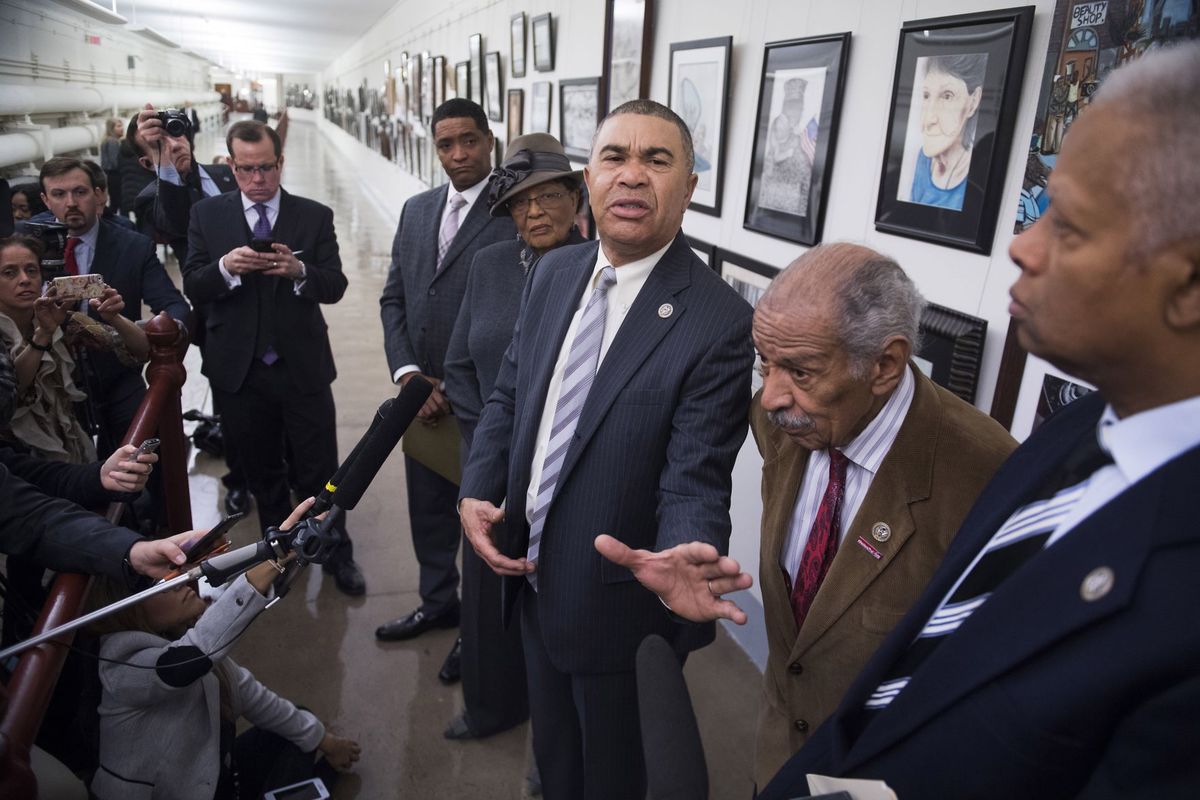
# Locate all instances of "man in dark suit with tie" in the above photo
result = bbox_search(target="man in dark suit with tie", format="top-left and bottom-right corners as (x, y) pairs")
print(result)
(376, 99), (516, 649)
(182, 120), (364, 595)
(38, 156), (190, 455)
(459, 100), (755, 799)
(751, 43), (1200, 800)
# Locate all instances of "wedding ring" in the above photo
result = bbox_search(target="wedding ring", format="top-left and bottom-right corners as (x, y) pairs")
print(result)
(707, 579), (719, 597)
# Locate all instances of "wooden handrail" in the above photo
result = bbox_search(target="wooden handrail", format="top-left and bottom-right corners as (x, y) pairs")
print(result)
(0, 312), (192, 799)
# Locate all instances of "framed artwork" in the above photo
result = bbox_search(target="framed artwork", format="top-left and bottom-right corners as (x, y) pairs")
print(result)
(469, 33), (484, 106)
(530, 81), (552, 134)
(716, 248), (777, 391)
(744, 33), (851, 247)
(532, 13), (555, 72)
(874, 7), (1035, 253)
(407, 52), (422, 119)
(559, 77), (601, 162)
(433, 56), (446, 110)
(684, 234), (717, 271)
(603, 0), (653, 113)
(914, 303), (988, 404)
(455, 61), (470, 104)
(486, 51), (504, 122)
(1032, 374), (1093, 433)
(507, 89), (524, 142)
(511, 12), (527, 78)
(669, 36), (732, 217)
(421, 52), (434, 120)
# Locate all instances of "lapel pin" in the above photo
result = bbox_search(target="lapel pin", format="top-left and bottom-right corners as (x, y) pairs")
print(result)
(871, 522), (891, 542)
(1080, 566), (1115, 602)
(658, 303), (673, 318)
(856, 537), (883, 560)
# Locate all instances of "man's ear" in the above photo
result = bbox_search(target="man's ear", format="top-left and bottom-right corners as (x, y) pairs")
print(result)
(138, 156), (155, 171)
(870, 336), (913, 397)
(1160, 240), (1200, 330)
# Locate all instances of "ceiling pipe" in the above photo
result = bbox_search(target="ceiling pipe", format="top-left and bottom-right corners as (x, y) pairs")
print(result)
(0, 85), (221, 117)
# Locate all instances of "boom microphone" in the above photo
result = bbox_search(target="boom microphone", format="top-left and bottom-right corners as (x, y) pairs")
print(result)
(310, 397), (393, 515)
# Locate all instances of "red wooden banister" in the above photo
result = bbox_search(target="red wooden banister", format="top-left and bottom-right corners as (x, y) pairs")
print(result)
(0, 312), (192, 799)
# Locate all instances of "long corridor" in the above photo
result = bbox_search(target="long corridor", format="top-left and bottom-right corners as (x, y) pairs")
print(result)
(178, 119), (762, 799)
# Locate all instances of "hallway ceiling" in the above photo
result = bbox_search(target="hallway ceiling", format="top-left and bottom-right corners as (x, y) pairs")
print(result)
(112, 0), (397, 75)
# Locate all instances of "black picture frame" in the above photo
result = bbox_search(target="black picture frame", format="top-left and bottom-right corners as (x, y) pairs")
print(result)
(714, 247), (777, 307)
(669, 36), (732, 217)
(407, 52), (422, 119)
(530, 81), (552, 133)
(511, 12), (527, 78)
(602, 0), (654, 113)
(432, 55), (446, 110)
(874, 6), (1035, 253)
(469, 33), (484, 107)
(455, 60), (470, 103)
(684, 234), (717, 272)
(421, 51), (434, 120)
(532, 13), (555, 73)
(507, 88), (524, 142)
(744, 32), (851, 247)
(915, 302), (988, 404)
(559, 77), (601, 162)
(486, 51), (504, 122)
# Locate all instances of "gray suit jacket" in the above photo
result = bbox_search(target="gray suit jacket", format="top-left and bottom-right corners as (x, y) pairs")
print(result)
(379, 181), (517, 381)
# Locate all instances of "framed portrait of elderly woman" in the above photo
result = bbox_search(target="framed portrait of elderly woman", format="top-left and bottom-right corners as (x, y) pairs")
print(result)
(874, 7), (1034, 253)
(744, 33), (852, 247)
(669, 36), (732, 217)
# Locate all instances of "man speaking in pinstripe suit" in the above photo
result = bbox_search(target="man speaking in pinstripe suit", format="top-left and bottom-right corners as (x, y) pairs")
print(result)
(458, 100), (755, 799)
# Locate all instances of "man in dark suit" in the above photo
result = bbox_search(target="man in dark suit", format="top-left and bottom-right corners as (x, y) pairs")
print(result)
(376, 99), (516, 649)
(755, 43), (1200, 800)
(459, 100), (754, 799)
(182, 120), (364, 596)
(38, 156), (190, 455)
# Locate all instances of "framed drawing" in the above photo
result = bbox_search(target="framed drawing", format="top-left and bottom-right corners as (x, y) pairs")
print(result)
(511, 12), (527, 78)
(507, 89), (524, 142)
(407, 52), (422, 119)
(669, 36), (732, 216)
(716, 248), (778, 391)
(1032, 374), (1093, 433)
(874, 6), (1035, 253)
(914, 302), (987, 404)
(455, 61), (470, 104)
(530, 81), (552, 133)
(469, 33), (484, 107)
(421, 51), (434, 119)
(744, 32), (851, 247)
(532, 13), (555, 72)
(559, 77), (601, 162)
(486, 51), (504, 122)
(684, 234), (717, 271)
(432, 56), (446, 109)
(603, 0), (653, 113)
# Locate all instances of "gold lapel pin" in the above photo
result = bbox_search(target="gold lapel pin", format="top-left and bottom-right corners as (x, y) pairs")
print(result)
(871, 522), (891, 543)
(1080, 566), (1115, 602)
(658, 303), (673, 318)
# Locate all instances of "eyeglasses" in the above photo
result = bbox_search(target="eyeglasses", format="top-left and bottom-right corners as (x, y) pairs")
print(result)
(508, 190), (570, 215)
(233, 162), (279, 176)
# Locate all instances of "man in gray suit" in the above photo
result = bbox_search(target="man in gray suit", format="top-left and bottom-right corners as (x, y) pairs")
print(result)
(377, 99), (517, 647)
(459, 100), (754, 799)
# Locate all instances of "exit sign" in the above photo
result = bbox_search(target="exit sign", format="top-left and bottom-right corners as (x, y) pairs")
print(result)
(84, 34), (101, 45)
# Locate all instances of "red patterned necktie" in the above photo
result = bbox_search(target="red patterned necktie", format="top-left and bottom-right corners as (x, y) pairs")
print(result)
(64, 236), (80, 276)
(790, 449), (850, 631)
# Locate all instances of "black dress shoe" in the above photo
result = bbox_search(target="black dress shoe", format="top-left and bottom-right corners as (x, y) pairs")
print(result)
(223, 486), (252, 516)
(322, 558), (366, 596)
(375, 604), (460, 641)
(438, 636), (462, 685)
(443, 709), (476, 740)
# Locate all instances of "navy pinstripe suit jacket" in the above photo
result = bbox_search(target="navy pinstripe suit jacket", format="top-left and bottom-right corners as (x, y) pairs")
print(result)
(460, 233), (755, 674)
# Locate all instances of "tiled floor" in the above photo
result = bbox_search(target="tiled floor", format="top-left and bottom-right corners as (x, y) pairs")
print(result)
(173, 120), (762, 799)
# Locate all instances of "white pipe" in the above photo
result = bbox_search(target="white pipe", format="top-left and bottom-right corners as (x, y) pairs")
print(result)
(0, 122), (106, 168)
(0, 84), (221, 116)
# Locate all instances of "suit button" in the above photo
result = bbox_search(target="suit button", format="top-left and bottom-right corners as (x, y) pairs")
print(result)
(428, 288), (436, 296)
(788, 661), (803, 675)
(793, 719), (809, 733)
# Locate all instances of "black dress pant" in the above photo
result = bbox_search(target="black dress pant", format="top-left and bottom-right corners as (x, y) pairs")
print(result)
(403, 454), (460, 614)
(521, 588), (648, 800)
(460, 524), (528, 734)
(214, 360), (351, 559)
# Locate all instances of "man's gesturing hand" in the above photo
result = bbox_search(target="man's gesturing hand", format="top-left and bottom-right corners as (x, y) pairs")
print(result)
(459, 498), (531, 577)
(594, 535), (754, 625)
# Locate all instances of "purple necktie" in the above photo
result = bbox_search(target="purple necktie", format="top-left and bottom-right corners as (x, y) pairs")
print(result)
(252, 203), (278, 366)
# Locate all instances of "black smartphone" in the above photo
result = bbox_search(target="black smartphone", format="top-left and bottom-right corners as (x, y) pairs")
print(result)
(183, 512), (245, 562)
(134, 437), (161, 458)
(250, 237), (275, 253)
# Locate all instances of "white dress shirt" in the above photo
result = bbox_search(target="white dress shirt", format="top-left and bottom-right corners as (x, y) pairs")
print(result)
(67, 218), (101, 276)
(525, 240), (668, 523)
(781, 365), (917, 583)
(216, 190), (305, 295)
(392, 177), (490, 385)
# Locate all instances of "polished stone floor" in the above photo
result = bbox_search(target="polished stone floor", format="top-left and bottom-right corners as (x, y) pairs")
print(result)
(173, 120), (762, 799)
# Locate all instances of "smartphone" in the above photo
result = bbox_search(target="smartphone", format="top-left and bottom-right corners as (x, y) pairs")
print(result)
(134, 437), (161, 458)
(263, 778), (329, 800)
(182, 512), (245, 562)
(51, 273), (105, 300)
(250, 237), (276, 253)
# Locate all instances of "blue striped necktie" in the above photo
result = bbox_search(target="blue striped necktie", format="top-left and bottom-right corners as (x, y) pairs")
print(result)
(525, 265), (618, 589)
(864, 433), (1113, 713)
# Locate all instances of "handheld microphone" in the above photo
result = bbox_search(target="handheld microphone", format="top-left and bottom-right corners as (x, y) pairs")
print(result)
(636, 634), (709, 800)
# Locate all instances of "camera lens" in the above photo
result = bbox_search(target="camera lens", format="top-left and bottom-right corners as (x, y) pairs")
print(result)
(165, 117), (187, 137)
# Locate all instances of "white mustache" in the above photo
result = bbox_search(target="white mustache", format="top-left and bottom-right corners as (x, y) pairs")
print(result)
(767, 408), (815, 433)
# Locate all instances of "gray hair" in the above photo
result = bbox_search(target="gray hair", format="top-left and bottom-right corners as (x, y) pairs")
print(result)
(590, 99), (695, 174)
(1088, 42), (1200, 258)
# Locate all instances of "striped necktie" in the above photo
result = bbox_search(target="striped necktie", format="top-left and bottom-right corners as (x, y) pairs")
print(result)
(790, 449), (850, 631)
(437, 193), (466, 270)
(525, 265), (618, 589)
(864, 432), (1114, 713)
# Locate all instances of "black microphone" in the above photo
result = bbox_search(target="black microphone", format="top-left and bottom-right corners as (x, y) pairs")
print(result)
(636, 634), (709, 800)
(326, 375), (432, 512)
(310, 397), (393, 515)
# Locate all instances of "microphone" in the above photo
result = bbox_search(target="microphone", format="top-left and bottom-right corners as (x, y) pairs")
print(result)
(636, 634), (709, 800)
(310, 397), (393, 515)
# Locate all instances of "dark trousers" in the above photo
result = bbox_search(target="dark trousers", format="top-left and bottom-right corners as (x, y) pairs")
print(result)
(521, 588), (648, 800)
(226, 727), (320, 800)
(403, 455), (460, 614)
(461, 525), (528, 734)
(214, 361), (350, 558)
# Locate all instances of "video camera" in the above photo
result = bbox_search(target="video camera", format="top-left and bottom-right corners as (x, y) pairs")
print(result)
(13, 220), (69, 281)
(156, 108), (194, 139)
